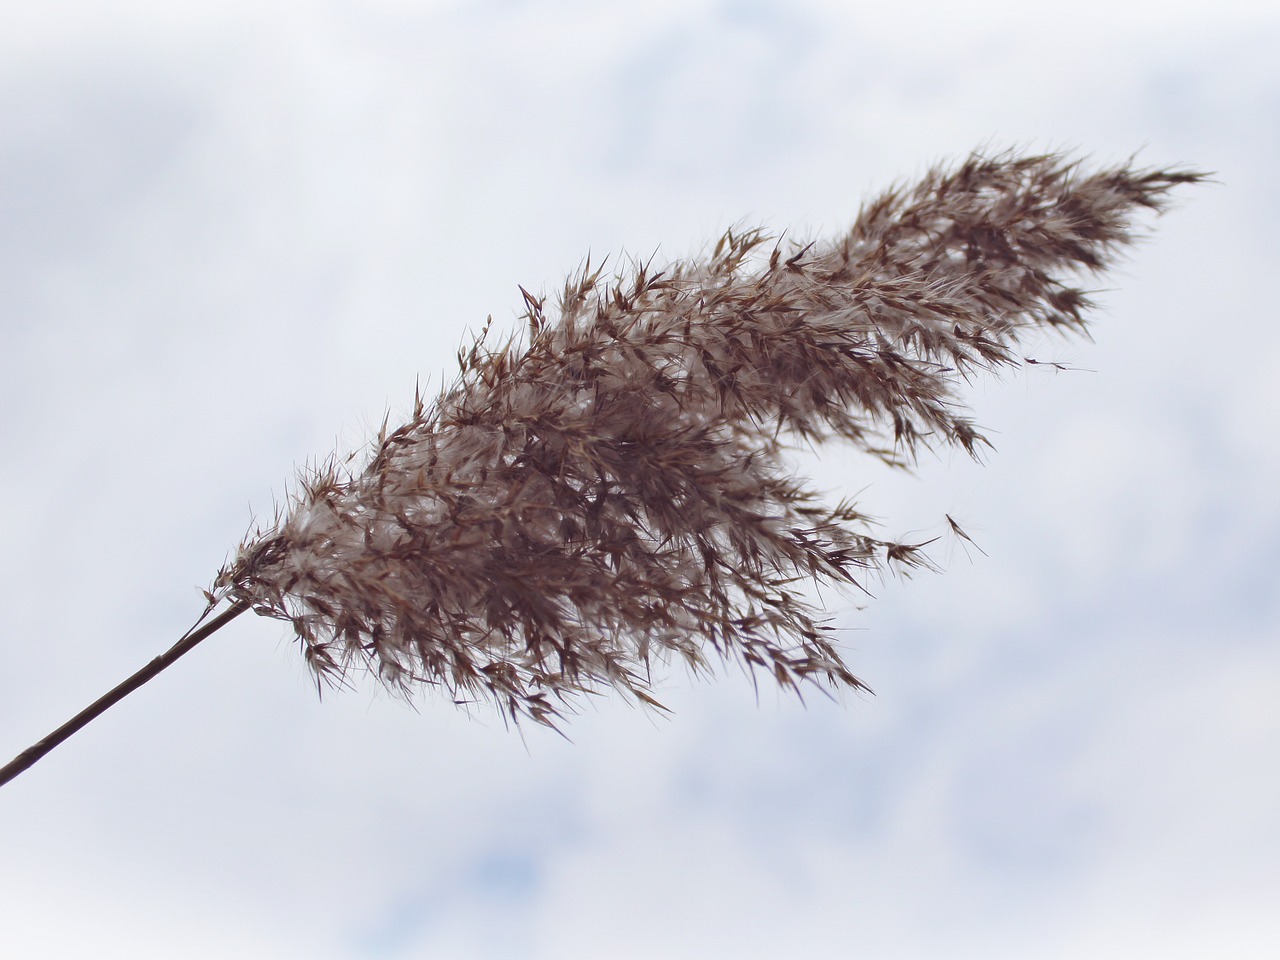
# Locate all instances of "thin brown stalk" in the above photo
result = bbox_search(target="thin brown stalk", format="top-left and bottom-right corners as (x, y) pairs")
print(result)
(0, 601), (250, 787)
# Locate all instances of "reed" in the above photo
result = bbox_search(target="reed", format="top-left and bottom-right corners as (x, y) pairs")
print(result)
(1, 149), (1204, 786)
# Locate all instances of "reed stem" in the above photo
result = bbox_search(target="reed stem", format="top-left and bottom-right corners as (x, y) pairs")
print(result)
(0, 600), (251, 789)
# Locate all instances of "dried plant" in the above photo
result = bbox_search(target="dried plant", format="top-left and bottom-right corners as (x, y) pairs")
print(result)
(1, 149), (1204, 786)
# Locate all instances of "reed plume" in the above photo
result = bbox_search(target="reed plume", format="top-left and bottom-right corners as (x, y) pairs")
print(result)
(1, 149), (1204, 785)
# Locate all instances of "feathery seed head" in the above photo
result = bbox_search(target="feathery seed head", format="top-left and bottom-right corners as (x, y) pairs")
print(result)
(213, 150), (1205, 728)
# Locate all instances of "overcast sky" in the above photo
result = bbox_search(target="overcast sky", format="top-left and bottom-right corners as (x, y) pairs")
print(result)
(2, 1), (1278, 957)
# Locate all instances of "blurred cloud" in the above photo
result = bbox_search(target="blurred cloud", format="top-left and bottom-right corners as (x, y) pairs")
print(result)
(2, 1), (1277, 958)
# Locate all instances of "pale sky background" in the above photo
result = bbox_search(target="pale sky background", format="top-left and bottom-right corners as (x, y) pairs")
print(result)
(2, 1), (1277, 957)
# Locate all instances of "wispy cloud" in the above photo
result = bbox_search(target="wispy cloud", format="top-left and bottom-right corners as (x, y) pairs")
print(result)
(1, 2), (1275, 958)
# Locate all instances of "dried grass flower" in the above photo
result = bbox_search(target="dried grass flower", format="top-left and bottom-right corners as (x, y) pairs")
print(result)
(215, 150), (1204, 723)
(2, 148), (1205, 785)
